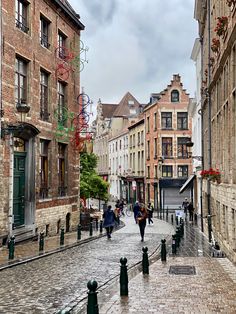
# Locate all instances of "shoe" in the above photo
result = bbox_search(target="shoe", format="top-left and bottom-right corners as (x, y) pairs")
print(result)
(108, 234), (111, 239)
(141, 238), (144, 242)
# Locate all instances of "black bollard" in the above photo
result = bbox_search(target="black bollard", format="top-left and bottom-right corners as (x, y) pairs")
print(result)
(87, 280), (99, 314)
(8, 236), (15, 260)
(171, 214), (174, 224)
(142, 247), (149, 274)
(176, 216), (179, 225)
(161, 239), (167, 262)
(89, 221), (93, 236)
(172, 234), (177, 254)
(120, 257), (128, 296)
(39, 232), (44, 252)
(60, 228), (65, 246)
(99, 220), (103, 233)
(95, 218), (98, 231)
(77, 224), (81, 240)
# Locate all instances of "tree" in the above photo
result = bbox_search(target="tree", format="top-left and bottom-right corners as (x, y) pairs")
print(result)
(80, 152), (109, 201)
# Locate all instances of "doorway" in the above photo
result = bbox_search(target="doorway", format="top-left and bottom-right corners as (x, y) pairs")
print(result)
(13, 152), (26, 227)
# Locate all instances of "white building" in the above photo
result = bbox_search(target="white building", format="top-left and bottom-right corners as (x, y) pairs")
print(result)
(108, 130), (129, 200)
(189, 38), (203, 230)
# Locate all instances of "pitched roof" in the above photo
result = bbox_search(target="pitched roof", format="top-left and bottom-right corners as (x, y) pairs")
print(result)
(102, 104), (118, 118)
(113, 92), (141, 117)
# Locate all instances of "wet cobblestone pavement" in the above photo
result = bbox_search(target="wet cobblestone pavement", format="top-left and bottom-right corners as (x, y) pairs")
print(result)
(0, 216), (174, 314)
(99, 221), (236, 314)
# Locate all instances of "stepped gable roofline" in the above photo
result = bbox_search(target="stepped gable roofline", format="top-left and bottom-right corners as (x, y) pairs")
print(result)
(113, 92), (141, 117)
(160, 74), (189, 96)
(101, 103), (118, 118)
(54, 0), (85, 30)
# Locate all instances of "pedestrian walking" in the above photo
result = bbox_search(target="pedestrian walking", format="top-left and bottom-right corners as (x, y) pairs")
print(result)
(119, 199), (125, 216)
(147, 202), (154, 224)
(136, 205), (148, 242)
(182, 197), (189, 218)
(188, 201), (194, 222)
(103, 205), (116, 239)
(133, 201), (140, 223)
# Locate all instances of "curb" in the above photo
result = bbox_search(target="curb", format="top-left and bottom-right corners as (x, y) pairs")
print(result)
(0, 223), (125, 272)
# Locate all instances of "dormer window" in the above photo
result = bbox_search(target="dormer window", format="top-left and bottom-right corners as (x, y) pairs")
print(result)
(171, 90), (179, 102)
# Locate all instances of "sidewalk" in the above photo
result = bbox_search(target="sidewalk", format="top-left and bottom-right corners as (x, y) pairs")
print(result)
(98, 221), (236, 314)
(0, 226), (104, 270)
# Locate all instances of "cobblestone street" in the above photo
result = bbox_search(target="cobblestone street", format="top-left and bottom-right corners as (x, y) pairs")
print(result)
(0, 216), (173, 314)
(98, 222), (236, 314)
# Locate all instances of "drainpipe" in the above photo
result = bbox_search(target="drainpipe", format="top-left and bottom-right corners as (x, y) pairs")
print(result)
(200, 35), (204, 233)
(8, 134), (14, 237)
(207, 0), (212, 243)
(0, 0), (2, 139)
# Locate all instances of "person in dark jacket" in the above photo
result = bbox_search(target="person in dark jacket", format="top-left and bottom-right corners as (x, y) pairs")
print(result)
(136, 206), (148, 242)
(133, 201), (140, 223)
(147, 202), (154, 224)
(188, 201), (194, 222)
(103, 205), (116, 239)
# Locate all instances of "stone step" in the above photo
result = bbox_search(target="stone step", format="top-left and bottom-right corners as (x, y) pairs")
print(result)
(12, 227), (38, 244)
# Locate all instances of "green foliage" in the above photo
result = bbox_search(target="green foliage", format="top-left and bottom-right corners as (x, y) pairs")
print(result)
(80, 153), (109, 201)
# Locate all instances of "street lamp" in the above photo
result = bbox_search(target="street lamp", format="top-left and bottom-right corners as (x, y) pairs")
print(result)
(186, 140), (203, 161)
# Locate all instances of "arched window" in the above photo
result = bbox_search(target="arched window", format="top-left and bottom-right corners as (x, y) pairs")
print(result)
(171, 90), (179, 102)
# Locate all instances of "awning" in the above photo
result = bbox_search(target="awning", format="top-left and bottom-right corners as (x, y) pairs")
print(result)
(179, 174), (196, 194)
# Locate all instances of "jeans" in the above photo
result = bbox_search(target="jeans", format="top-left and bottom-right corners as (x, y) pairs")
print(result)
(138, 220), (146, 240)
(105, 226), (113, 238)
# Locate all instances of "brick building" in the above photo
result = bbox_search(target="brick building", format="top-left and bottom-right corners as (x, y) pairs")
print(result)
(144, 74), (192, 214)
(194, 0), (236, 262)
(0, 0), (84, 244)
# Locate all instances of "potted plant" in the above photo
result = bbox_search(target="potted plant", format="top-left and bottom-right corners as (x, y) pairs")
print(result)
(211, 38), (220, 53)
(214, 16), (228, 37)
(200, 168), (221, 183)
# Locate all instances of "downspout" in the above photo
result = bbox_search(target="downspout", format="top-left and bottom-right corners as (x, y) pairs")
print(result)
(207, 0), (212, 243)
(0, 0), (2, 138)
(9, 135), (14, 237)
(200, 35), (204, 233)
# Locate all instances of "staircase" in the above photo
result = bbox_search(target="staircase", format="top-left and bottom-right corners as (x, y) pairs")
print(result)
(12, 226), (38, 243)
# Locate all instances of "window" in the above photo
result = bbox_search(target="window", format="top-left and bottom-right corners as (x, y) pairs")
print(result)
(15, 0), (29, 33)
(137, 132), (140, 146)
(15, 57), (27, 104)
(178, 165), (188, 177)
(58, 143), (67, 196)
(40, 70), (49, 121)
(58, 31), (67, 59)
(120, 140), (122, 150)
(147, 166), (150, 178)
(57, 82), (66, 126)
(162, 165), (173, 177)
(141, 131), (144, 145)
(39, 140), (50, 199)
(177, 112), (188, 130)
(161, 112), (172, 129)
(154, 165), (158, 178)
(40, 15), (50, 48)
(129, 135), (132, 148)
(147, 140), (150, 159)
(162, 137), (172, 158)
(133, 134), (135, 147)
(147, 183), (150, 203)
(177, 137), (188, 158)
(154, 138), (157, 158)
(154, 112), (157, 130)
(171, 90), (179, 102)
(116, 141), (118, 151)
(147, 117), (150, 132)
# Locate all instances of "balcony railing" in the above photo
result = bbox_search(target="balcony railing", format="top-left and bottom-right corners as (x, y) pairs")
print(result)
(15, 19), (29, 33)
(39, 186), (50, 199)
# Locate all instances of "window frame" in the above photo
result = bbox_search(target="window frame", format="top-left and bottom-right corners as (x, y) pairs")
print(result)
(162, 165), (173, 177)
(40, 15), (50, 49)
(161, 112), (172, 129)
(162, 137), (172, 158)
(178, 165), (188, 178)
(177, 112), (188, 130)
(15, 0), (29, 33)
(177, 137), (189, 158)
(57, 81), (67, 126)
(15, 56), (28, 104)
(39, 139), (50, 199)
(58, 143), (67, 197)
(171, 90), (179, 102)
(40, 70), (50, 121)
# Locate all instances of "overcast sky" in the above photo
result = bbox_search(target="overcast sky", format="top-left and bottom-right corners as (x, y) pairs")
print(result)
(68, 0), (198, 108)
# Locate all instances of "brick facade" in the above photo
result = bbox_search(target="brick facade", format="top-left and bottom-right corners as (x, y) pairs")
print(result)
(0, 0), (84, 243)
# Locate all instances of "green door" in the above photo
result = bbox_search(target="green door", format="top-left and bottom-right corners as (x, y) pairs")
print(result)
(13, 152), (26, 227)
